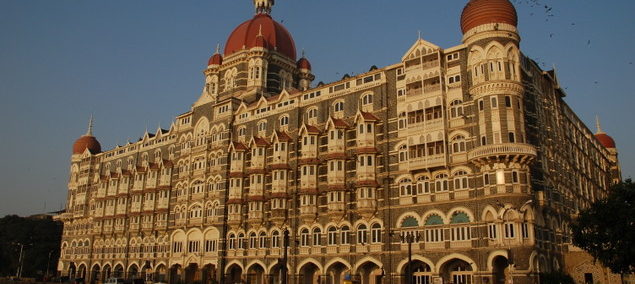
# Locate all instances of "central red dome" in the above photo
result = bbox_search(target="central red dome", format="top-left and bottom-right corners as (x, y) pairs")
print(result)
(461, 0), (518, 34)
(224, 14), (296, 61)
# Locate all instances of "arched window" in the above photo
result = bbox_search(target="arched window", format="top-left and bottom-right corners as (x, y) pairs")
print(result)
(228, 233), (236, 249)
(399, 144), (408, 162)
(340, 226), (350, 245)
(327, 226), (338, 245)
(450, 211), (471, 241)
(424, 214), (444, 243)
(249, 232), (257, 249)
(399, 178), (413, 196)
(453, 171), (469, 190)
(237, 233), (245, 249)
(361, 94), (373, 105)
(272, 231), (280, 248)
(307, 108), (318, 120)
(451, 135), (466, 153)
(312, 228), (322, 246)
(398, 112), (407, 129)
(416, 176), (431, 194)
(279, 116), (289, 127)
(371, 223), (382, 243)
(357, 224), (368, 244)
(259, 232), (267, 248)
(434, 174), (449, 192)
(334, 101), (344, 112)
(450, 100), (464, 118)
(257, 121), (267, 132)
(300, 228), (310, 246)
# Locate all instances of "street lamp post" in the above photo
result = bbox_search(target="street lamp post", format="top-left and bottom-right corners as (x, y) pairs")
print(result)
(401, 232), (421, 284)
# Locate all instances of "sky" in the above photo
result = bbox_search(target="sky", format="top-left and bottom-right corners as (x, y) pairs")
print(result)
(0, 0), (633, 217)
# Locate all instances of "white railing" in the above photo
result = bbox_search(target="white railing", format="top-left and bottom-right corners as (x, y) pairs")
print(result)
(468, 143), (536, 160)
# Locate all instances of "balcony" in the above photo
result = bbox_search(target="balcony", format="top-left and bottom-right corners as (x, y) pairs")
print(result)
(468, 143), (536, 164)
(408, 154), (446, 170)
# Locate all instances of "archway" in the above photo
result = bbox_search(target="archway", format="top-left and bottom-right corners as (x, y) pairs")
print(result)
(128, 264), (139, 280)
(140, 262), (152, 283)
(185, 263), (200, 284)
(154, 264), (167, 283)
(113, 264), (124, 278)
(357, 261), (382, 284)
(269, 263), (288, 284)
(90, 264), (101, 284)
(102, 264), (112, 281)
(299, 262), (320, 284)
(77, 264), (87, 280)
(227, 263), (243, 284)
(440, 259), (473, 284)
(326, 262), (349, 284)
(492, 256), (509, 284)
(169, 264), (183, 284)
(201, 264), (216, 284)
(68, 263), (77, 279)
(402, 260), (431, 284)
(247, 263), (265, 284)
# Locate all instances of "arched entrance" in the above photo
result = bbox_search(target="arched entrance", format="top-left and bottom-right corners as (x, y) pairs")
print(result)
(102, 264), (112, 280)
(169, 264), (183, 284)
(357, 261), (382, 284)
(90, 264), (101, 284)
(326, 262), (349, 284)
(154, 264), (167, 283)
(440, 259), (473, 284)
(201, 264), (216, 284)
(492, 256), (510, 284)
(77, 264), (87, 280)
(140, 262), (152, 283)
(227, 264), (243, 284)
(269, 263), (288, 284)
(402, 260), (432, 284)
(185, 263), (200, 284)
(128, 264), (139, 280)
(68, 263), (77, 279)
(299, 262), (320, 284)
(113, 264), (124, 278)
(247, 263), (265, 284)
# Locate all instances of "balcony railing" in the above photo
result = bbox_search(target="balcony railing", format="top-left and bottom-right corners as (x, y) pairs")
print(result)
(468, 143), (537, 161)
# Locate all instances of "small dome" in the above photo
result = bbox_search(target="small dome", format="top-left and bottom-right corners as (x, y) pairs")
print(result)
(460, 0), (518, 34)
(297, 57), (311, 71)
(595, 133), (616, 149)
(73, 135), (102, 155)
(208, 53), (223, 66)
(224, 14), (296, 60)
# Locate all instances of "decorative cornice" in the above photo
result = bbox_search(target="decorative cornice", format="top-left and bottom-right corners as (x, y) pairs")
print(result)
(469, 80), (523, 99)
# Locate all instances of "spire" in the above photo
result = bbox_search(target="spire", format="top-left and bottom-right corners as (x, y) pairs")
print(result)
(214, 43), (220, 54)
(301, 49), (306, 58)
(254, 0), (274, 14)
(258, 24), (263, 37)
(595, 115), (605, 134)
(86, 114), (94, 136)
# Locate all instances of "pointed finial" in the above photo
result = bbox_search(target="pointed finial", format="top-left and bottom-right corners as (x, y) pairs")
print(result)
(418, 30), (422, 40)
(301, 49), (306, 58)
(258, 24), (263, 37)
(595, 115), (605, 134)
(86, 114), (94, 136)
(214, 43), (220, 54)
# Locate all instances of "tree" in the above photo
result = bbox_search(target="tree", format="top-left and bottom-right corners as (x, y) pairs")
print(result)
(0, 214), (62, 278)
(571, 179), (635, 275)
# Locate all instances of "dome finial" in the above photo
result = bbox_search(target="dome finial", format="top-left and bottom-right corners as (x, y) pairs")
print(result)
(214, 43), (220, 54)
(254, 0), (274, 14)
(596, 115), (605, 134)
(86, 114), (94, 136)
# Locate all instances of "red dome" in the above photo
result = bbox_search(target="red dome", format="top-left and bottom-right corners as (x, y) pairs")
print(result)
(224, 14), (296, 60)
(297, 57), (311, 70)
(461, 0), (518, 34)
(208, 53), (223, 66)
(595, 133), (616, 149)
(73, 135), (102, 154)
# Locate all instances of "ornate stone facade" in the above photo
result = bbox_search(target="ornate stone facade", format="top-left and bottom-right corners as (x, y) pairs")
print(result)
(57, 1), (621, 284)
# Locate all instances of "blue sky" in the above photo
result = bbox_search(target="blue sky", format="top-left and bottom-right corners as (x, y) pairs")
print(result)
(1, 0), (633, 216)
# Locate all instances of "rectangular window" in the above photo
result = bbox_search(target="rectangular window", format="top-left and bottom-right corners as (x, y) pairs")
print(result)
(505, 96), (512, 107)
(491, 97), (498, 109)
